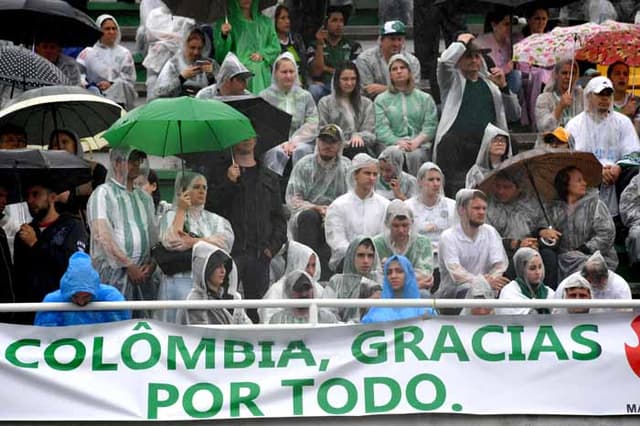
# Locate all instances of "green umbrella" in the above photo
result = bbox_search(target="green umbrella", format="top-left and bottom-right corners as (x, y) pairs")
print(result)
(103, 96), (257, 156)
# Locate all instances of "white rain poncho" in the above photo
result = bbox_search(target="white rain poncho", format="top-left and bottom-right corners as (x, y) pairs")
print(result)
(176, 241), (250, 325)
(460, 277), (496, 316)
(620, 173), (640, 264)
(404, 162), (456, 263)
(77, 15), (138, 110)
(323, 236), (383, 323)
(497, 248), (555, 315)
(87, 146), (158, 301)
(325, 153), (390, 269)
(540, 188), (618, 280)
(465, 123), (511, 189)
(285, 126), (351, 236)
(269, 270), (338, 324)
(436, 189), (508, 300)
(196, 52), (252, 99)
(376, 145), (417, 200)
(565, 76), (640, 216)
(260, 241), (323, 324)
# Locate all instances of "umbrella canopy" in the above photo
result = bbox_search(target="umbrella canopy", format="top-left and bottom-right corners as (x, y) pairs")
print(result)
(0, 149), (91, 201)
(0, 0), (102, 46)
(103, 96), (257, 157)
(0, 86), (124, 145)
(575, 20), (640, 67)
(434, 0), (576, 8)
(163, 0), (277, 22)
(0, 45), (70, 92)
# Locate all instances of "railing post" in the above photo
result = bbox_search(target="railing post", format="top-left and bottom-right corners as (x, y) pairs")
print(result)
(309, 302), (319, 327)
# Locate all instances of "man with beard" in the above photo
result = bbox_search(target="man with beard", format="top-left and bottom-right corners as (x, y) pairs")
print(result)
(13, 180), (87, 324)
(436, 189), (508, 312)
(286, 124), (351, 279)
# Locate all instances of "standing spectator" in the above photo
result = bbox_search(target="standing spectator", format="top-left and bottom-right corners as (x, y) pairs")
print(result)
(34, 251), (131, 326)
(325, 153), (389, 271)
(376, 146), (417, 201)
(356, 20), (421, 100)
(318, 63), (376, 158)
(375, 53), (438, 175)
(151, 28), (218, 99)
(14, 180), (87, 324)
(608, 61), (640, 134)
(196, 52), (253, 99)
(77, 15), (137, 110)
(35, 37), (81, 85)
(307, 6), (361, 102)
(465, 123), (512, 189)
(87, 147), (158, 315)
(434, 33), (520, 196)
(209, 137), (287, 323)
(274, 4), (308, 86)
(213, 0), (281, 94)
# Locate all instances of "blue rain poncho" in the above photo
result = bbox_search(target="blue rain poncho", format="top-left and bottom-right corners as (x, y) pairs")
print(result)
(34, 251), (131, 326)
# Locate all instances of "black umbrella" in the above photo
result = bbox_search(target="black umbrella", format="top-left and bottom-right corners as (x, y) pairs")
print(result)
(435, 0), (576, 7)
(0, 46), (70, 95)
(0, 0), (102, 46)
(0, 149), (91, 202)
(163, 0), (277, 23)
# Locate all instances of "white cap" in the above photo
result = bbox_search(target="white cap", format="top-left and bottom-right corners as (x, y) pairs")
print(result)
(585, 76), (614, 95)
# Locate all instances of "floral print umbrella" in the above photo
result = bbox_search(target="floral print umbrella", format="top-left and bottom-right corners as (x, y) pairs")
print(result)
(575, 20), (640, 66)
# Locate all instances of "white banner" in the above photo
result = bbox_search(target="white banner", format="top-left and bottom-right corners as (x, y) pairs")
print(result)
(2, 313), (640, 420)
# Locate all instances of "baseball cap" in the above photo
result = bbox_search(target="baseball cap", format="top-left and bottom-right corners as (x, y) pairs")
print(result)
(543, 127), (570, 145)
(380, 20), (406, 36)
(318, 124), (343, 143)
(587, 76), (614, 95)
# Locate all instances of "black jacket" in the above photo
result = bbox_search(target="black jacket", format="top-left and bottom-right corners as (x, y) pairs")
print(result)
(0, 225), (15, 322)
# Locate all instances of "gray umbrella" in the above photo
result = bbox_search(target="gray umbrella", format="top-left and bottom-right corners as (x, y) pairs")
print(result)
(0, 45), (70, 94)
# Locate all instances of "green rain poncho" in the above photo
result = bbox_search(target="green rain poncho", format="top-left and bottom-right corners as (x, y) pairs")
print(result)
(212, 0), (280, 94)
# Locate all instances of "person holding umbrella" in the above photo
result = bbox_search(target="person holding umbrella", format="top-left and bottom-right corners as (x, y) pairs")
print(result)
(196, 52), (253, 99)
(34, 36), (81, 86)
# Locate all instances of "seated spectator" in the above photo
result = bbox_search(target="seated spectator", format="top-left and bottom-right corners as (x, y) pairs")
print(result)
(538, 166), (618, 282)
(496, 247), (554, 315)
(356, 20), (420, 100)
(460, 277), (496, 316)
(361, 255), (436, 323)
(307, 5), (361, 102)
(323, 236), (383, 323)
(325, 153), (390, 271)
(0, 124), (27, 150)
(465, 123), (511, 189)
(196, 53), (253, 99)
(608, 61), (640, 134)
(177, 241), (250, 325)
(553, 251), (631, 313)
(540, 127), (574, 150)
(373, 200), (434, 296)
(151, 28), (218, 99)
(35, 36), (81, 85)
(269, 270), (338, 324)
(375, 53), (438, 175)
(34, 251), (130, 326)
(620, 173), (640, 270)
(376, 146), (417, 201)
(261, 52), (319, 174)
(286, 124), (350, 278)
(274, 4), (308, 86)
(77, 14), (137, 110)
(318, 63), (376, 158)
(554, 274), (592, 314)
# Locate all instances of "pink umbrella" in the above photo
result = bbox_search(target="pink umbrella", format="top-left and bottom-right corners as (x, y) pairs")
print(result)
(576, 20), (640, 66)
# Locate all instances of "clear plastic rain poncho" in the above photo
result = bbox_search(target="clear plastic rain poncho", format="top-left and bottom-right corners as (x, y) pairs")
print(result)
(196, 52), (253, 99)
(260, 241), (324, 324)
(404, 162), (456, 260)
(497, 248), (554, 315)
(269, 270), (338, 324)
(540, 188), (618, 280)
(87, 146), (158, 300)
(620, 173), (640, 264)
(460, 276), (496, 316)
(361, 255), (436, 324)
(77, 15), (138, 110)
(372, 199), (433, 278)
(376, 145), (417, 200)
(465, 123), (512, 189)
(323, 236), (383, 323)
(176, 241), (250, 325)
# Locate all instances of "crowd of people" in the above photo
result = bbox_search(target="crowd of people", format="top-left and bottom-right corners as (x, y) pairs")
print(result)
(0, 0), (639, 327)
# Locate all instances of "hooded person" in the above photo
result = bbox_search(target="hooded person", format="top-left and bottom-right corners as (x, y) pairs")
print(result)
(496, 247), (555, 315)
(465, 123), (512, 189)
(376, 145), (417, 201)
(176, 241), (250, 325)
(372, 200), (434, 295)
(212, 0), (281, 94)
(34, 251), (131, 326)
(87, 146), (159, 313)
(150, 27), (219, 99)
(323, 236), (383, 322)
(460, 276), (496, 316)
(269, 270), (338, 324)
(553, 274), (592, 314)
(77, 14), (137, 110)
(361, 255), (437, 324)
(260, 242), (324, 323)
(196, 52), (253, 99)
(260, 52), (319, 174)
(620, 173), (640, 267)
(325, 153), (390, 270)
(566, 76), (640, 217)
